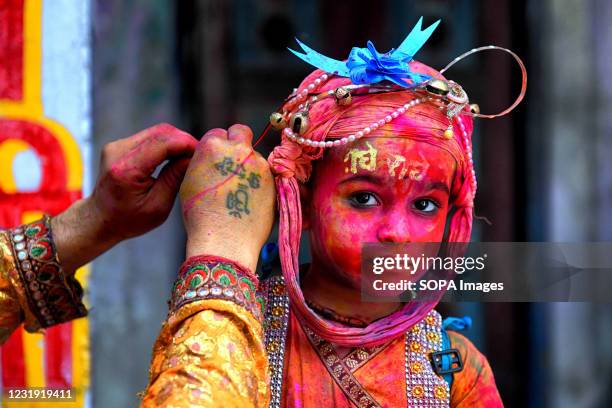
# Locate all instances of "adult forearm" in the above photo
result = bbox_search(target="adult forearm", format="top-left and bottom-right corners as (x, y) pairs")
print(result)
(51, 198), (120, 274)
(185, 216), (262, 273)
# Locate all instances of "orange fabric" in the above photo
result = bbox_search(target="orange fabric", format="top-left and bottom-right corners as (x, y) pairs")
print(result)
(448, 331), (504, 407)
(142, 299), (270, 408)
(282, 311), (503, 407)
(282, 311), (352, 406)
(0, 230), (41, 344)
(283, 310), (409, 407)
(142, 302), (502, 407)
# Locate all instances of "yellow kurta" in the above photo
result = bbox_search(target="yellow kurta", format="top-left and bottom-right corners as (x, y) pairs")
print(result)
(142, 299), (269, 407)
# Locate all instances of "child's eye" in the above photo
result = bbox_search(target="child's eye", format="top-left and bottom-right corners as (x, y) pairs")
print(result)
(349, 192), (380, 208)
(413, 198), (439, 213)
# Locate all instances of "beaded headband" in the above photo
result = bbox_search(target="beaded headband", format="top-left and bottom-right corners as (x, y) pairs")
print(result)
(266, 17), (526, 148)
(262, 17), (527, 193)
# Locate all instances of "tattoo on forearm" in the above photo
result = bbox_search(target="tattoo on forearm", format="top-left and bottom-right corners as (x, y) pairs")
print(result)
(215, 157), (261, 218)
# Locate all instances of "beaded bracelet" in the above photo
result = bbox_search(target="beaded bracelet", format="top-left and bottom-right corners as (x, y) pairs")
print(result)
(9, 215), (87, 327)
(169, 255), (265, 321)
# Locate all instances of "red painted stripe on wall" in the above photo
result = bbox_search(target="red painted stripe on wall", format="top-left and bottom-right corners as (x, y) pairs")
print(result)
(1, 328), (26, 388)
(0, 0), (24, 100)
(45, 323), (73, 388)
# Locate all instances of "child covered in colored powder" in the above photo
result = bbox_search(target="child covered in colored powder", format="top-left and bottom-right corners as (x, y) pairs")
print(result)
(143, 18), (525, 407)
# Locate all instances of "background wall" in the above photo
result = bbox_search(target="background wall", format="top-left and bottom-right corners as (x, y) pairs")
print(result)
(0, 0), (91, 406)
(91, 1), (184, 407)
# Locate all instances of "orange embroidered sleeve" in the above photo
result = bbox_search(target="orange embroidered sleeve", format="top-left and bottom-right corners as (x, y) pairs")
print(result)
(448, 331), (504, 407)
(141, 299), (269, 408)
(0, 230), (42, 344)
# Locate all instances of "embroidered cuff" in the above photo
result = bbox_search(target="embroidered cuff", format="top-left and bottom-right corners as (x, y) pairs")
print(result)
(8, 215), (87, 328)
(170, 255), (264, 321)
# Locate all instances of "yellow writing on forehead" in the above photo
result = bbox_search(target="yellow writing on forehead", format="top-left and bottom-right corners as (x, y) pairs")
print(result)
(386, 154), (406, 177)
(408, 165), (425, 181)
(344, 141), (377, 174)
(383, 152), (429, 181)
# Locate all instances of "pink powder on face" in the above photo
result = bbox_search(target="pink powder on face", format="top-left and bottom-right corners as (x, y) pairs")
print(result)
(306, 137), (455, 287)
(268, 61), (475, 347)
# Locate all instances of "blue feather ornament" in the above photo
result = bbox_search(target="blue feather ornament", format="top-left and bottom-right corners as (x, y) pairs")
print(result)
(288, 17), (440, 87)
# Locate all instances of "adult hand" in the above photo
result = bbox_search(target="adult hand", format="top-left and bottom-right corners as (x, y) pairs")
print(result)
(52, 123), (198, 273)
(179, 124), (275, 273)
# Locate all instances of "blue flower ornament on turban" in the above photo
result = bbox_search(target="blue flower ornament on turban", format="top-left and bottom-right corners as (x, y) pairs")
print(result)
(288, 17), (440, 87)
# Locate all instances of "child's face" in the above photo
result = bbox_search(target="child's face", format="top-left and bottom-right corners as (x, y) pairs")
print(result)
(304, 137), (456, 286)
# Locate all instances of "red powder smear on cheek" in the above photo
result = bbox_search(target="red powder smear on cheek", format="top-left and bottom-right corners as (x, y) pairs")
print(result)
(329, 216), (371, 273)
(324, 236), (362, 277)
(424, 223), (438, 233)
(310, 196), (364, 275)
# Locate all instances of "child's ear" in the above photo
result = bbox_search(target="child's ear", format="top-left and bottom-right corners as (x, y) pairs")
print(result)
(299, 182), (312, 230)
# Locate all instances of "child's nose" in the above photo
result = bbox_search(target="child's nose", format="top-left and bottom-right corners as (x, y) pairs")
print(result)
(376, 212), (412, 243)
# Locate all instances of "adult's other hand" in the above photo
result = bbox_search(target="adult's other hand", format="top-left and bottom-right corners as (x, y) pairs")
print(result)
(179, 124), (275, 272)
(52, 123), (197, 272)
